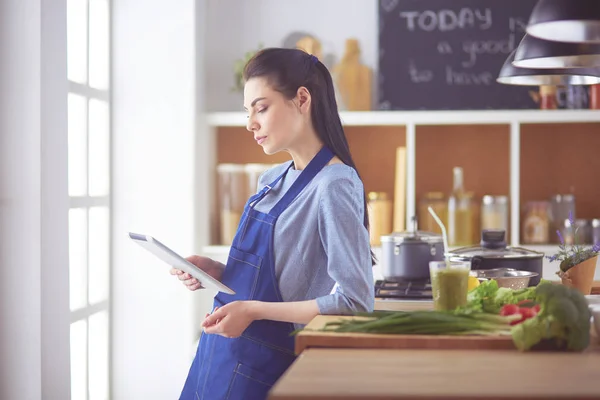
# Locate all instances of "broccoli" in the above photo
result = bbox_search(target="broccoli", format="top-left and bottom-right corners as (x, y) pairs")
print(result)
(511, 282), (592, 352)
(465, 279), (538, 314)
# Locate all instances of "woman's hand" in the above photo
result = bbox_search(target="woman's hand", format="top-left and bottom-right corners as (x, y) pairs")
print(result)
(169, 255), (224, 291)
(201, 301), (258, 338)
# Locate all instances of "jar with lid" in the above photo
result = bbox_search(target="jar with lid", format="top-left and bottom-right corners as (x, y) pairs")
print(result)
(418, 192), (447, 235)
(481, 195), (509, 240)
(367, 192), (392, 246)
(550, 194), (575, 244)
(571, 219), (592, 245)
(217, 164), (248, 245)
(522, 201), (551, 244)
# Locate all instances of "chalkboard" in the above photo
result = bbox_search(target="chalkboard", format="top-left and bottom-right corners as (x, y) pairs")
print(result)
(378, 0), (539, 110)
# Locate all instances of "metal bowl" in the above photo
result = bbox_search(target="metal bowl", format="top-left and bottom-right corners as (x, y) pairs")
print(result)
(472, 268), (539, 289)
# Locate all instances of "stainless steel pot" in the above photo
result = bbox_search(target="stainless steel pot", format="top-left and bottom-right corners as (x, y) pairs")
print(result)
(380, 219), (444, 281)
(447, 230), (544, 286)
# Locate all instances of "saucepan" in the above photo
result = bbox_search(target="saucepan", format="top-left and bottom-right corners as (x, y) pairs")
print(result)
(380, 217), (444, 281)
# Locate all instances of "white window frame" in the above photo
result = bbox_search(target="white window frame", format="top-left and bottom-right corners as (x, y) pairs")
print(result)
(67, 0), (112, 398)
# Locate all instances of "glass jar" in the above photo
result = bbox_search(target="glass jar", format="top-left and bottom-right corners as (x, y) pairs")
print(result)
(217, 164), (248, 245)
(481, 195), (509, 238)
(418, 192), (447, 235)
(572, 219), (592, 245)
(522, 201), (551, 244)
(367, 192), (392, 246)
(550, 194), (576, 244)
(592, 219), (600, 245)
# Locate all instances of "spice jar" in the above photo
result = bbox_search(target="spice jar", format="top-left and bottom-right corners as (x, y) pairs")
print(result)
(522, 201), (550, 244)
(591, 84), (600, 110)
(539, 85), (557, 110)
(367, 192), (392, 246)
(217, 164), (248, 245)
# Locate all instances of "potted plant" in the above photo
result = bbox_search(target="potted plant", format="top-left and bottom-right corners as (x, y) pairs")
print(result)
(232, 44), (263, 93)
(547, 212), (600, 294)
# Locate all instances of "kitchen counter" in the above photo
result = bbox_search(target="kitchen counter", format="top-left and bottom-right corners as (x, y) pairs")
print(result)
(272, 291), (600, 399)
(268, 346), (600, 400)
(373, 282), (600, 314)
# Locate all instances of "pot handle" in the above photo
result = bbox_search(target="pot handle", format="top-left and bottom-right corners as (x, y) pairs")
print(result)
(471, 256), (484, 269)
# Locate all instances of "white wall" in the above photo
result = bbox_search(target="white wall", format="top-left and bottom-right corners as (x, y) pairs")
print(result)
(205, 0), (378, 111)
(111, 0), (215, 398)
(0, 0), (71, 399)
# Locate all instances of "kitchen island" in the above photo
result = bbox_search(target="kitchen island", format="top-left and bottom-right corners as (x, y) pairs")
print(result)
(268, 294), (600, 400)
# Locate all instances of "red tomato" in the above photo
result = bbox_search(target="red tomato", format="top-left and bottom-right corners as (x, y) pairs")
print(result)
(500, 304), (520, 316)
(510, 318), (525, 326)
(519, 307), (536, 319)
(532, 304), (541, 313)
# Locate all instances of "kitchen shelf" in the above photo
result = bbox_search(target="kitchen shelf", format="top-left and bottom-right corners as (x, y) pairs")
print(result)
(207, 110), (600, 127)
(203, 110), (600, 248)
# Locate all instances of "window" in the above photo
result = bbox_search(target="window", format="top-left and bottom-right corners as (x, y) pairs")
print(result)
(67, 0), (111, 399)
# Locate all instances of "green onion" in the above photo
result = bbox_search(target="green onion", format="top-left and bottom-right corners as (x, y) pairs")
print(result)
(308, 310), (519, 337)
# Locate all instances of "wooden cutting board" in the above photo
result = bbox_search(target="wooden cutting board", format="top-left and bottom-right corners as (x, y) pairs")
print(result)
(295, 315), (516, 354)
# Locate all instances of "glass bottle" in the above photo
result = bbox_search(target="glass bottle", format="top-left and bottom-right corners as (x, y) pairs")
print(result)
(447, 167), (474, 247)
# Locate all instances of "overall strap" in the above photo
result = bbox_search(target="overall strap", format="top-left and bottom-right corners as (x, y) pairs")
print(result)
(249, 162), (294, 207)
(269, 146), (335, 218)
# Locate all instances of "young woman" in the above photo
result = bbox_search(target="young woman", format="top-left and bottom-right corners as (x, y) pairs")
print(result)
(173, 47), (375, 400)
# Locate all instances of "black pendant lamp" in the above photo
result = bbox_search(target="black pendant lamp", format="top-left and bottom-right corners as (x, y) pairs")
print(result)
(526, 0), (600, 43)
(513, 34), (600, 68)
(497, 50), (600, 85)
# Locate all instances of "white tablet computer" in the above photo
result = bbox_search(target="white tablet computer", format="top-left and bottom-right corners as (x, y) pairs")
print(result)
(129, 232), (235, 295)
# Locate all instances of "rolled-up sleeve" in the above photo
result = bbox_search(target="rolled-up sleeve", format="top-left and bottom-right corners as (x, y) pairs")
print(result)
(315, 177), (375, 315)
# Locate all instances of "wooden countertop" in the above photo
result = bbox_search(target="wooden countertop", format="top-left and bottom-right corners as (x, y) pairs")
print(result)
(269, 346), (600, 400)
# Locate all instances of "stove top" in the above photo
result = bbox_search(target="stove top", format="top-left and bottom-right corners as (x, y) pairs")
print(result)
(374, 279), (433, 300)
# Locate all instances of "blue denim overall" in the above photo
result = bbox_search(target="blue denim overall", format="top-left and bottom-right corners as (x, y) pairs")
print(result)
(180, 146), (335, 400)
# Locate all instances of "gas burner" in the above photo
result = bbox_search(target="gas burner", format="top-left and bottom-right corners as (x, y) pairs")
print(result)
(375, 279), (433, 300)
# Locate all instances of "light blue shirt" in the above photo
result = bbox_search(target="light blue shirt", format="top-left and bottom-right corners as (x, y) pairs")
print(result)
(254, 161), (375, 323)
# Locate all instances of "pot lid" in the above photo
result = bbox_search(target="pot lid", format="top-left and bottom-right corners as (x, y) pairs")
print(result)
(380, 216), (443, 244)
(448, 230), (543, 259)
(380, 230), (443, 244)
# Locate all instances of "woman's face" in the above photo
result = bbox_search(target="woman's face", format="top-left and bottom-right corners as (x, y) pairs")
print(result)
(244, 77), (309, 155)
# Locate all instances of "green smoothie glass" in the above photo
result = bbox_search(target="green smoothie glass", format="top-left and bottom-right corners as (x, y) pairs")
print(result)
(429, 260), (471, 311)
